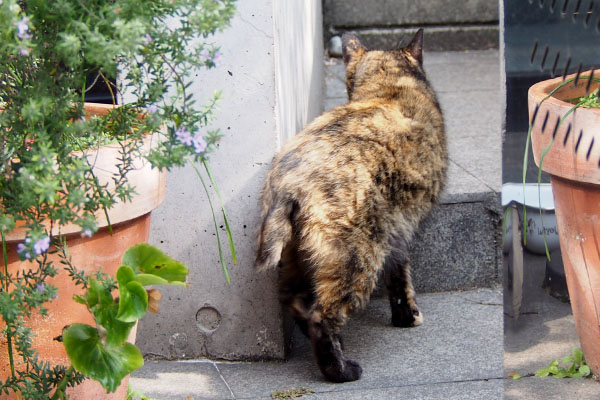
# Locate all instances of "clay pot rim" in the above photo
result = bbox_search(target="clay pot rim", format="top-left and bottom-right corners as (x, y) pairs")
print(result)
(528, 70), (600, 108)
(528, 70), (600, 184)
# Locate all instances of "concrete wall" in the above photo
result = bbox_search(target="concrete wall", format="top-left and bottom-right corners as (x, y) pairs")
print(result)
(137, 0), (323, 360)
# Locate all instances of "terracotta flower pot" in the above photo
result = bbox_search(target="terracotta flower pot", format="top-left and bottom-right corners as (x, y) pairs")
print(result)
(0, 103), (166, 399)
(529, 71), (600, 376)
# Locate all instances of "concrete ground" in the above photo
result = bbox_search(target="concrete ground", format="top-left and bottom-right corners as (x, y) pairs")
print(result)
(131, 49), (600, 399)
(131, 289), (503, 399)
(504, 252), (600, 399)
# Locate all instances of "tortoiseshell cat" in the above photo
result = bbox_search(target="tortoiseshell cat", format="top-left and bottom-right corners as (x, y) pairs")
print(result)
(256, 29), (447, 382)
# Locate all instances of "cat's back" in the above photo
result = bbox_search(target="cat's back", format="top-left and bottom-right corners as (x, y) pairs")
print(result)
(266, 95), (444, 203)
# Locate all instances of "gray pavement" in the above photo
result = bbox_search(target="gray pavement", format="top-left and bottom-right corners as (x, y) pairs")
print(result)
(131, 289), (503, 399)
(504, 252), (600, 399)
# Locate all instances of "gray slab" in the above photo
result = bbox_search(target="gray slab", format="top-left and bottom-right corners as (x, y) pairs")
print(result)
(310, 381), (503, 400)
(341, 26), (499, 52)
(324, 0), (498, 28)
(411, 196), (501, 292)
(132, 290), (503, 399)
(504, 251), (600, 399)
(129, 360), (234, 399)
(505, 377), (600, 400)
(217, 291), (503, 399)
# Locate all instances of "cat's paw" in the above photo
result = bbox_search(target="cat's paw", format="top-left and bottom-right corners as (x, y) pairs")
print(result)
(391, 305), (423, 328)
(323, 359), (363, 383)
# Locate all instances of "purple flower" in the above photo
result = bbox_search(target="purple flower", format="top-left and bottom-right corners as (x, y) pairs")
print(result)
(175, 127), (194, 146)
(82, 229), (93, 238)
(36, 284), (45, 293)
(33, 236), (50, 255)
(142, 34), (153, 45)
(213, 51), (221, 62)
(147, 104), (159, 114)
(19, 47), (30, 57)
(16, 17), (32, 40)
(17, 243), (26, 254)
(192, 136), (207, 154)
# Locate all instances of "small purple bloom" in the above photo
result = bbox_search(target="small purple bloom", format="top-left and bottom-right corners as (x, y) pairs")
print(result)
(36, 284), (45, 293)
(17, 243), (26, 254)
(33, 236), (50, 255)
(142, 34), (153, 45)
(19, 47), (30, 57)
(192, 136), (207, 154)
(16, 17), (32, 40)
(82, 229), (93, 238)
(175, 127), (194, 146)
(213, 51), (221, 62)
(147, 104), (159, 114)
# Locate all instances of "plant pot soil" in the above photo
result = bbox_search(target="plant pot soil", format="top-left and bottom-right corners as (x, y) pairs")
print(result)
(529, 71), (600, 376)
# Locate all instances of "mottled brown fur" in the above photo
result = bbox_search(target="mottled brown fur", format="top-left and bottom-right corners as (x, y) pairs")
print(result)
(256, 30), (447, 382)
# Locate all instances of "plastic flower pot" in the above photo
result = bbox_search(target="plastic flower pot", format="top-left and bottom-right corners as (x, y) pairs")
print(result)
(0, 103), (165, 399)
(529, 71), (600, 377)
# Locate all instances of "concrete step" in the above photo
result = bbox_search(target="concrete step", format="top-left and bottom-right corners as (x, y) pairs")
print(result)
(324, 49), (502, 292)
(324, 0), (499, 51)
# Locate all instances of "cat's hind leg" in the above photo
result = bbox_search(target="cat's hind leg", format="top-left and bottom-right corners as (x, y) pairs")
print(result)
(307, 303), (362, 382)
(306, 251), (380, 382)
(383, 236), (423, 327)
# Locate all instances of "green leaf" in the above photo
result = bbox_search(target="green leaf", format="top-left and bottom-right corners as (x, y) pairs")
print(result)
(535, 368), (551, 377)
(63, 324), (143, 393)
(132, 273), (174, 286)
(122, 244), (188, 285)
(579, 365), (591, 377)
(117, 279), (148, 323)
(86, 278), (135, 345)
(573, 348), (584, 364)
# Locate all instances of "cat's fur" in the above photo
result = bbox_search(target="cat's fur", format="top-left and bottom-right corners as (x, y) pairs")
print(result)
(256, 30), (447, 383)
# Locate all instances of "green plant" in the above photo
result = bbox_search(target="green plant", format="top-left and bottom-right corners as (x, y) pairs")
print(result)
(0, 0), (236, 398)
(535, 348), (591, 379)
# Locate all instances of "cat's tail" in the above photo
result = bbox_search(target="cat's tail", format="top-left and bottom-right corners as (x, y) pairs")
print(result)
(255, 196), (295, 271)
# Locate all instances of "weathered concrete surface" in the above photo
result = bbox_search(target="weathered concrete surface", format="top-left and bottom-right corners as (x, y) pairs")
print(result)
(139, 0), (323, 361)
(504, 252), (600, 399)
(342, 26), (499, 52)
(324, 0), (499, 28)
(323, 0), (499, 51)
(132, 289), (504, 399)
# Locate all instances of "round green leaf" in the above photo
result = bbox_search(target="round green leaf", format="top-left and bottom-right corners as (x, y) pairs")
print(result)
(63, 324), (144, 393)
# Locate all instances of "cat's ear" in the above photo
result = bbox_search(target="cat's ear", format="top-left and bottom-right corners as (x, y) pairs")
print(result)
(342, 33), (365, 65)
(406, 29), (424, 64)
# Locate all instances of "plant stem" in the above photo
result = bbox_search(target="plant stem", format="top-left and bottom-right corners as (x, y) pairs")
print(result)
(50, 366), (75, 400)
(1, 232), (16, 379)
(191, 161), (231, 284)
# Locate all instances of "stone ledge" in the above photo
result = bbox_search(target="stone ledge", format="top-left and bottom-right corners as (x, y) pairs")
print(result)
(332, 26), (499, 52)
(324, 0), (498, 29)
(411, 192), (502, 293)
